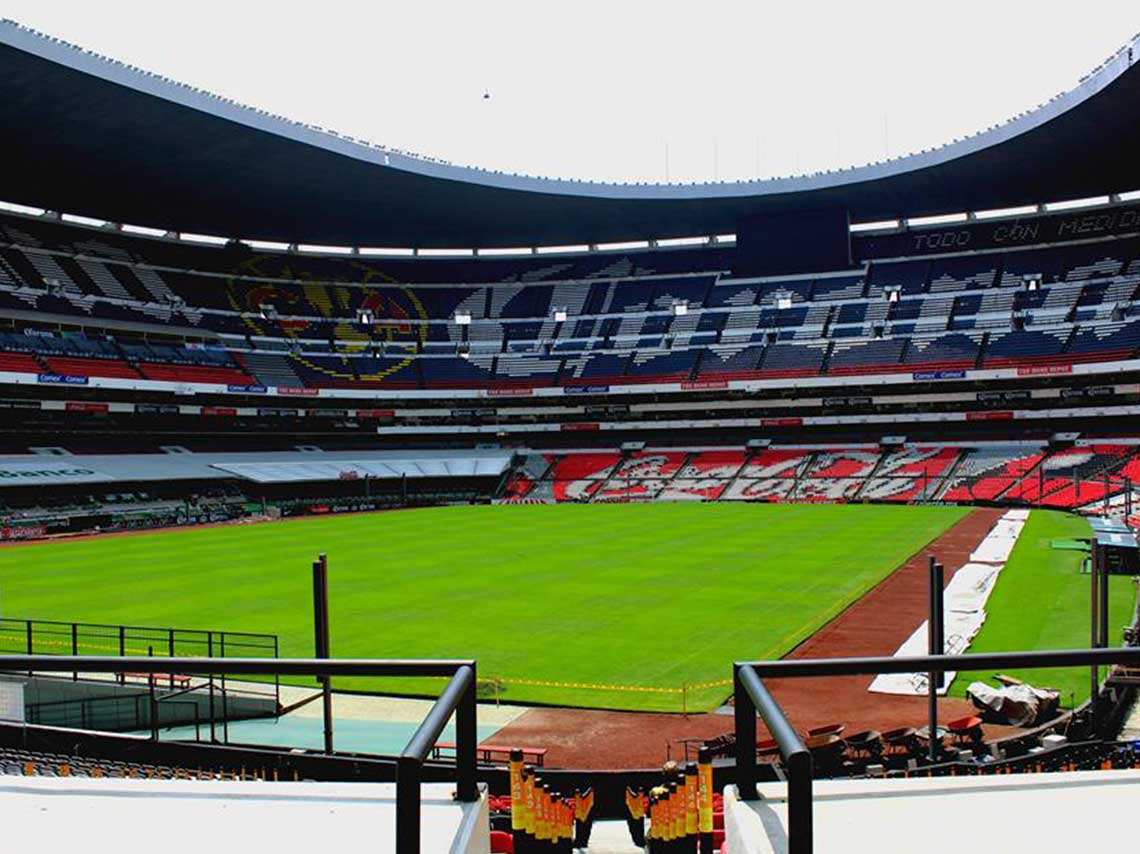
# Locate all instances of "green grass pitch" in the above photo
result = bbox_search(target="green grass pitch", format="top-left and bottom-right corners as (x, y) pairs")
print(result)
(951, 509), (1136, 705)
(0, 503), (968, 711)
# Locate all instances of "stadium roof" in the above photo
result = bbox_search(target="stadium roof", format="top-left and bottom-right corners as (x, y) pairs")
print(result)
(2, 20), (1140, 249)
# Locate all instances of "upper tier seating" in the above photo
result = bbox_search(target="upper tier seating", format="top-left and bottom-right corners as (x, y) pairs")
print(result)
(1, 209), (1139, 392)
(904, 333), (981, 370)
(828, 338), (909, 375)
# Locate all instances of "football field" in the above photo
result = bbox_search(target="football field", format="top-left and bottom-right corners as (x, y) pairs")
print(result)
(1, 503), (970, 711)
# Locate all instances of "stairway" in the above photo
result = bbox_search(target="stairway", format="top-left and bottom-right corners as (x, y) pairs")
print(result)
(238, 351), (306, 389)
(974, 332), (991, 369)
(584, 820), (643, 853)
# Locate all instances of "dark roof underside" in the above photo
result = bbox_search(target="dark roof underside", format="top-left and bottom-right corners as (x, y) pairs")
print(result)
(2, 33), (1140, 247)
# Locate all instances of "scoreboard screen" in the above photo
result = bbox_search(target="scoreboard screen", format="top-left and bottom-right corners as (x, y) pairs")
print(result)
(734, 208), (852, 276)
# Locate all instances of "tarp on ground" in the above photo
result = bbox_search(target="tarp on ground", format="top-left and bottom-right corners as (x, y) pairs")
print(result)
(869, 510), (1027, 696)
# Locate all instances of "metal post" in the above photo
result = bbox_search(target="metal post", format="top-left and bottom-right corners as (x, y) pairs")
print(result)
(148, 645), (159, 741)
(25, 620), (32, 677)
(220, 634), (229, 744)
(455, 663), (478, 802)
(207, 632), (216, 744)
(787, 749), (813, 854)
(273, 636), (280, 708)
(733, 665), (758, 800)
(735, 664), (813, 853)
(71, 623), (78, 682)
(313, 554), (333, 754)
(118, 625), (126, 684)
(168, 628), (176, 690)
(1098, 542), (1110, 656)
(395, 755), (420, 854)
(934, 563), (946, 673)
(1091, 538), (1100, 715)
(927, 557), (944, 763)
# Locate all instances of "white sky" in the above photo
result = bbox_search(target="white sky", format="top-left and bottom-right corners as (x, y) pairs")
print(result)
(4, 1), (1138, 184)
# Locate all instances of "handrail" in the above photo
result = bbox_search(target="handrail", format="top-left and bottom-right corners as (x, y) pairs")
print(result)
(738, 647), (1140, 679)
(0, 656), (473, 677)
(0, 616), (276, 642)
(733, 646), (1140, 854)
(396, 664), (478, 853)
(734, 664), (812, 853)
(0, 655), (478, 854)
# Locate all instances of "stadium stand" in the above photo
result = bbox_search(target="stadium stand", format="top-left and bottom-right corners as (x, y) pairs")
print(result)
(1, 207), (1139, 396)
(0, 746), (279, 782)
(506, 444), (1140, 513)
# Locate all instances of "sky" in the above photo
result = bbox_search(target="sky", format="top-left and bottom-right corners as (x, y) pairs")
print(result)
(3, 1), (1138, 185)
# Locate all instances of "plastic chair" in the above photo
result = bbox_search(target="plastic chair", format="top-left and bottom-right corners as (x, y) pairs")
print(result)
(946, 715), (984, 746)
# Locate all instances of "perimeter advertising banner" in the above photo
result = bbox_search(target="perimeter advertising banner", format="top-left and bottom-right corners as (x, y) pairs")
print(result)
(37, 373), (88, 385)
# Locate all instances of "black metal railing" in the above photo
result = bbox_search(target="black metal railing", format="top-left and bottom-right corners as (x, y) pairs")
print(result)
(0, 618), (280, 702)
(733, 663), (812, 849)
(0, 655), (478, 854)
(734, 646), (1140, 854)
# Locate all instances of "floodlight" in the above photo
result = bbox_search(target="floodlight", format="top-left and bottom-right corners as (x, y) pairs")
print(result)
(775, 296), (793, 310)
(672, 301), (689, 317)
(454, 311), (472, 326)
(357, 308), (374, 325)
(553, 308), (568, 323)
(1023, 274), (1042, 292)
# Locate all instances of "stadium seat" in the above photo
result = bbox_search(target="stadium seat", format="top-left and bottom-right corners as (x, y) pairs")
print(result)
(489, 830), (514, 853)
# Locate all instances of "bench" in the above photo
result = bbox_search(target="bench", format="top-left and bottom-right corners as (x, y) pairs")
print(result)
(430, 742), (546, 766)
(123, 672), (192, 689)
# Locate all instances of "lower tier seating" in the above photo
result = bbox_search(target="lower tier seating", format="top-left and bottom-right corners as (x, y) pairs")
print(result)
(513, 444), (1140, 511)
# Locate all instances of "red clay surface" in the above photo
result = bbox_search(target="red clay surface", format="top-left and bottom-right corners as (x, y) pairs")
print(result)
(489, 507), (1007, 769)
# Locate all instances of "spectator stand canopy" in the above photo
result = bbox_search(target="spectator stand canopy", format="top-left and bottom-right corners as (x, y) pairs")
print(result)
(0, 449), (513, 487)
(1, 20), (1139, 249)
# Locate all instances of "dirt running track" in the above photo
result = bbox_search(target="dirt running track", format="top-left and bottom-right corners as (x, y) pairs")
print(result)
(489, 508), (1007, 769)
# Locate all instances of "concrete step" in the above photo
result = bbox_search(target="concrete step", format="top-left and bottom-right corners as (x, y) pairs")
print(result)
(585, 820), (644, 853)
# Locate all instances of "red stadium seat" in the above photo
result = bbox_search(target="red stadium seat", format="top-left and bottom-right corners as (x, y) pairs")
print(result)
(489, 830), (514, 854)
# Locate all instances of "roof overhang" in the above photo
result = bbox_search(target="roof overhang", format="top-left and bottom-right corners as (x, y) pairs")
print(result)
(2, 20), (1139, 247)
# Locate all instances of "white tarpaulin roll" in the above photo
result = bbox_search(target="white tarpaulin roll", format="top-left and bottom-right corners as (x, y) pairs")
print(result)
(869, 511), (1027, 696)
(969, 512), (1028, 563)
